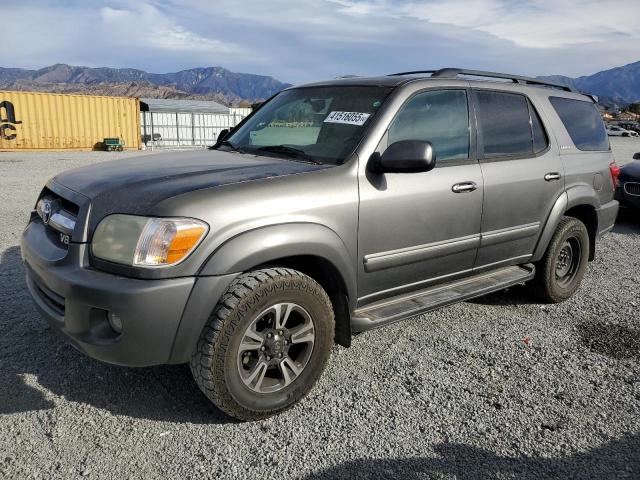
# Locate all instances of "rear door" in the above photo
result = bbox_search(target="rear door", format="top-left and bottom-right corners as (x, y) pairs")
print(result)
(472, 89), (564, 270)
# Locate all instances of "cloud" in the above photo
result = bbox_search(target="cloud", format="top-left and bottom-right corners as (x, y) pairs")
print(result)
(0, 0), (248, 71)
(400, 0), (640, 49)
(99, 4), (245, 54)
(1, 0), (639, 83)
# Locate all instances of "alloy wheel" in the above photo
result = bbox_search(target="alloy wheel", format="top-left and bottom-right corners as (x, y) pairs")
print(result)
(237, 302), (315, 394)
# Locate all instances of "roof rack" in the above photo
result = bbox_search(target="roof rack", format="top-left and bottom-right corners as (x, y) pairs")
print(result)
(388, 68), (576, 93)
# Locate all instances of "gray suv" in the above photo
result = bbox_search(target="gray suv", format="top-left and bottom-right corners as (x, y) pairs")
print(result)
(21, 68), (619, 420)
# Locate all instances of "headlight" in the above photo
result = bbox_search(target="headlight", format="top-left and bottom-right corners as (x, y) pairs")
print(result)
(92, 215), (208, 267)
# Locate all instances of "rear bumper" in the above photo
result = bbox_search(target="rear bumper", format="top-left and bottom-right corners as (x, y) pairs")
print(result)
(596, 199), (619, 237)
(21, 219), (236, 367)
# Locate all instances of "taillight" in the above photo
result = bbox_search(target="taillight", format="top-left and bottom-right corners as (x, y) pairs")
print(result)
(609, 162), (621, 188)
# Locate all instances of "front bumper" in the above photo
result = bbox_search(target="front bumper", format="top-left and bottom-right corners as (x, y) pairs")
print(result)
(616, 183), (640, 210)
(21, 219), (235, 367)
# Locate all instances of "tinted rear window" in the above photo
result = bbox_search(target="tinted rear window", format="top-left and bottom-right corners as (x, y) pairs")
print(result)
(549, 97), (609, 151)
(476, 91), (534, 156)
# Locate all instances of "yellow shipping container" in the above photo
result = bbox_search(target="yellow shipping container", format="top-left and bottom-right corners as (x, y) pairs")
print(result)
(0, 90), (140, 151)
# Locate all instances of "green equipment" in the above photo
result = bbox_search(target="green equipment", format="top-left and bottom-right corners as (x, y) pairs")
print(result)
(103, 138), (124, 151)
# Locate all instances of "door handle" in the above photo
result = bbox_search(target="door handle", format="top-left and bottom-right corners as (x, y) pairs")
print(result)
(544, 172), (561, 181)
(452, 181), (478, 193)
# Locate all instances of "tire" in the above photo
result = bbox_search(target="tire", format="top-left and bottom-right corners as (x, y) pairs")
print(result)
(532, 216), (590, 303)
(190, 267), (335, 421)
(623, 132), (629, 137)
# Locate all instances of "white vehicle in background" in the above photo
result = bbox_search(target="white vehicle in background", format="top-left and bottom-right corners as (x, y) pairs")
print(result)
(606, 125), (639, 137)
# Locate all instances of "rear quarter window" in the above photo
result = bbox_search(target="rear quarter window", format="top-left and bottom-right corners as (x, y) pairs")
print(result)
(549, 97), (610, 151)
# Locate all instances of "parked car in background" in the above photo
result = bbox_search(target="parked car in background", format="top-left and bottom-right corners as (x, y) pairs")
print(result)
(606, 125), (638, 137)
(616, 154), (640, 210)
(609, 121), (640, 134)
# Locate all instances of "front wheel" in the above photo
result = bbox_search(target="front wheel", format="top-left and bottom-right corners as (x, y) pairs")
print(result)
(532, 216), (590, 303)
(190, 267), (335, 421)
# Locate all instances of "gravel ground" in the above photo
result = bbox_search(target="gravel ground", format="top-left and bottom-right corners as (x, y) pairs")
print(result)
(0, 142), (639, 480)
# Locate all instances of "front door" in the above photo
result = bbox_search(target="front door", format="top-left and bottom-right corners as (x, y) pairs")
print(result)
(357, 88), (483, 304)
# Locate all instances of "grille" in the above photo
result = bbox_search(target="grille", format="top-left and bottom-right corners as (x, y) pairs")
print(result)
(624, 182), (640, 196)
(39, 187), (79, 216)
(36, 188), (79, 238)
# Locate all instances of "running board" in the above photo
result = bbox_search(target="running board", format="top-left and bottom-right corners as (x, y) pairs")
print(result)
(351, 264), (535, 332)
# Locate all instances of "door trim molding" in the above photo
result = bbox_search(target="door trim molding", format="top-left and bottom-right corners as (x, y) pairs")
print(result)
(480, 222), (540, 247)
(362, 222), (540, 274)
(363, 234), (480, 273)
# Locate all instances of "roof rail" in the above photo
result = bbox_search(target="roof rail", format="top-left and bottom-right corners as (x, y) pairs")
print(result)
(388, 68), (576, 93)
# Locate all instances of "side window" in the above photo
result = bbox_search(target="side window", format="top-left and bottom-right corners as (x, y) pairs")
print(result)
(549, 97), (609, 151)
(387, 89), (469, 163)
(529, 100), (549, 153)
(476, 91), (534, 157)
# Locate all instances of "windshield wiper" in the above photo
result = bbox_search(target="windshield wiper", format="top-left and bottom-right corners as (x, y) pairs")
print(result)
(254, 145), (322, 164)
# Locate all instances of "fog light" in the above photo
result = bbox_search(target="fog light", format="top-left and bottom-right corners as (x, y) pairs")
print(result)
(108, 312), (123, 334)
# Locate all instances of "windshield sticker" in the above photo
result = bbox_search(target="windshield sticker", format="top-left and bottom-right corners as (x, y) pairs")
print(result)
(324, 111), (370, 126)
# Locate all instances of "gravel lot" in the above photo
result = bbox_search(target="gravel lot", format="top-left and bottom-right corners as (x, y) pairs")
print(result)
(1, 139), (639, 480)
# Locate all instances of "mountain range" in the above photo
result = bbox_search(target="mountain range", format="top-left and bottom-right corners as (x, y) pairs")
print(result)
(2, 61), (640, 108)
(0, 64), (291, 105)
(538, 61), (640, 108)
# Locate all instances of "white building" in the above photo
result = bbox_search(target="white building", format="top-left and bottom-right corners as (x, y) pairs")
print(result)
(140, 99), (251, 148)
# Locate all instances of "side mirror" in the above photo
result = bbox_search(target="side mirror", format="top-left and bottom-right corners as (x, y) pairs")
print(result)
(633, 152), (640, 160)
(374, 140), (436, 173)
(210, 129), (231, 149)
(217, 129), (230, 142)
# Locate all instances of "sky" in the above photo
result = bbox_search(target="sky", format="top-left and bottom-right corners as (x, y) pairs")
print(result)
(3, 0), (639, 84)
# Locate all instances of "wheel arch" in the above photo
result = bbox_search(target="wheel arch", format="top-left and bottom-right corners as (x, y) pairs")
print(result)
(563, 204), (598, 261)
(532, 189), (598, 262)
(199, 223), (357, 347)
(253, 255), (353, 347)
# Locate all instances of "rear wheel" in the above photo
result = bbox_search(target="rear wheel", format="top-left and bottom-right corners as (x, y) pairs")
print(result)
(532, 216), (590, 303)
(190, 267), (334, 421)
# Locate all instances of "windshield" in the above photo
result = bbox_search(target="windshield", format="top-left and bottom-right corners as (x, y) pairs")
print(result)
(223, 86), (393, 165)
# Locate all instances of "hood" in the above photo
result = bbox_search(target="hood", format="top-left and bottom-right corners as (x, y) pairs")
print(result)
(52, 149), (329, 232)
(620, 160), (640, 181)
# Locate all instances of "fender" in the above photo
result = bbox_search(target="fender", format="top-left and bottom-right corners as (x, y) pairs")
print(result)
(531, 192), (568, 262)
(169, 223), (357, 362)
(532, 184), (600, 262)
(564, 183), (600, 212)
(199, 222), (357, 307)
